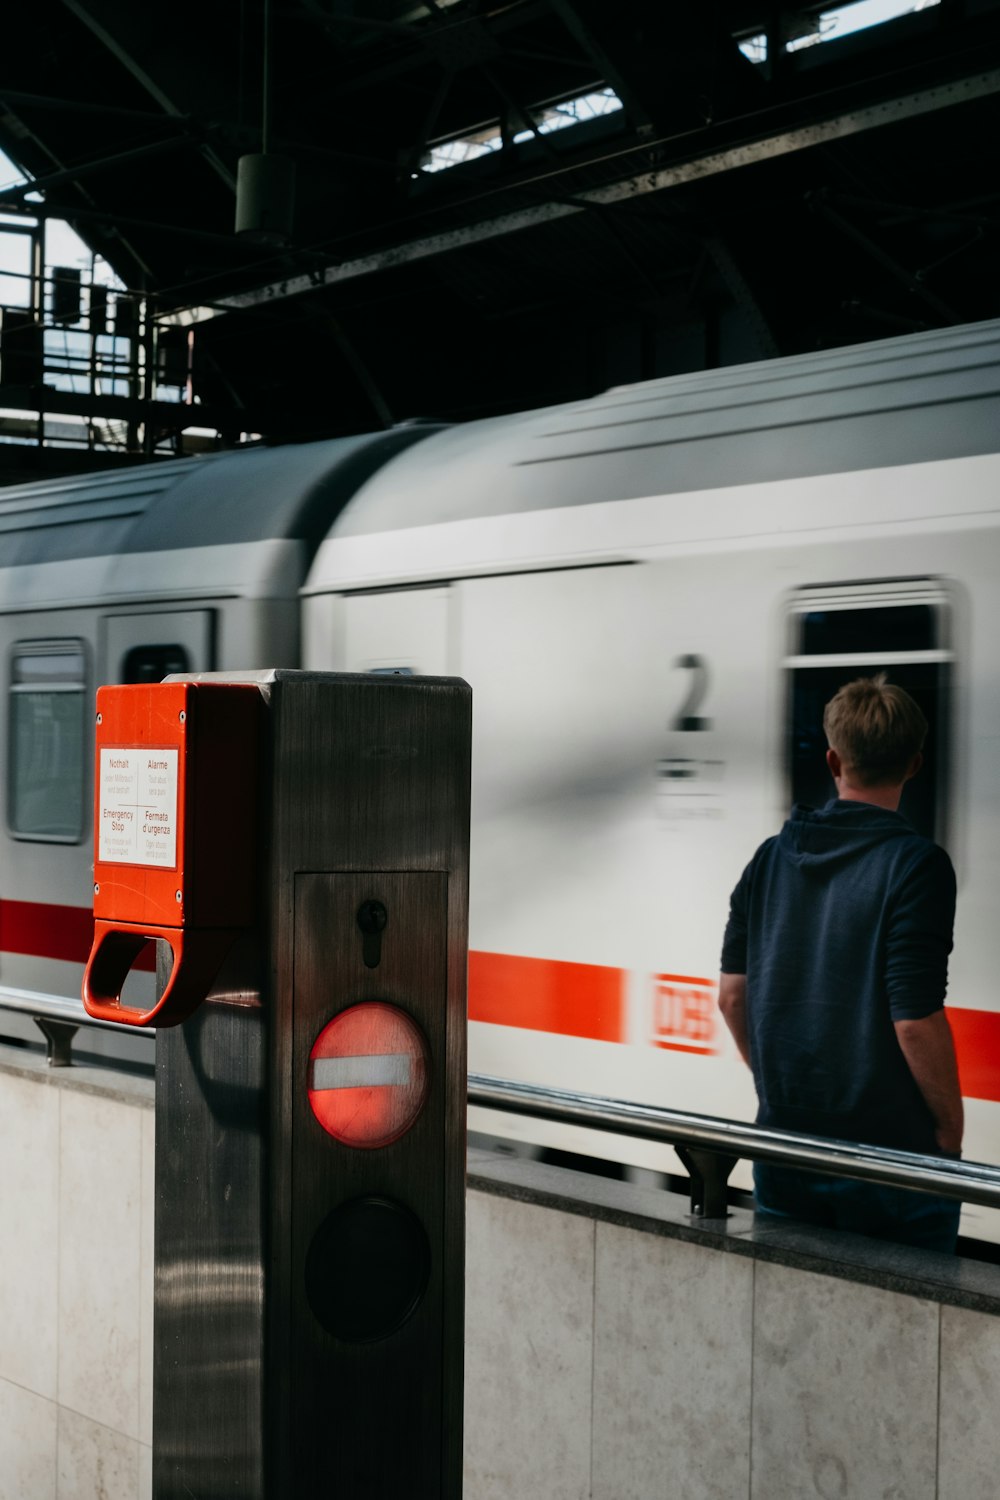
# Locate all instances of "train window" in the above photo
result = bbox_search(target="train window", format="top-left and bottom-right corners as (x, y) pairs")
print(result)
(122, 644), (190, 683)
(8, 641), (86, 843)
(800, 604), (936, 657)
(786, 583), (951, 843)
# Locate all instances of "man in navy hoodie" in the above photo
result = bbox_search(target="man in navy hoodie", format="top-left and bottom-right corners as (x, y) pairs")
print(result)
(718, 674), (964, 1251)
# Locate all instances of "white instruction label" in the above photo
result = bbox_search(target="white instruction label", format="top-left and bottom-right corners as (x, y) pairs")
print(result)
(99, 747), (179, 868)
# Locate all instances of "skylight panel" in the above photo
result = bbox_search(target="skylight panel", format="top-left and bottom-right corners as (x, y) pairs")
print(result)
(422, 87), (623, 174)
(421, 132), (503, 174)
(738, 33), (768, 63)
(785, 0), (940, 52)
(737, 0), (938, 62)
(514, 89), (623, 142)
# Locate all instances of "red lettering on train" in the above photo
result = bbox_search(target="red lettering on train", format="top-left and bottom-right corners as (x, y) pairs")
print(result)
(651, 973), (718, 1055)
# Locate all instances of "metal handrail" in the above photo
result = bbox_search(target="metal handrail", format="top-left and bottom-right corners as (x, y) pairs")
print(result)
(469, 1073), (1000, 1210)
(0, 985), (129, 1033)
(5, 993), (999, 1210)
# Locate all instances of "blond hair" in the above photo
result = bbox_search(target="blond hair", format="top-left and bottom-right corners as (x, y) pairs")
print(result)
(822, 673), (927, 786)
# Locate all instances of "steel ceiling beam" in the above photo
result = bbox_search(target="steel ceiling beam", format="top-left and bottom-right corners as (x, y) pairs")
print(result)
(400, 66), (457, 185)
(0, 134), (200, 204)
(0, 86), (386, 169)
(0, 87), (183, 124)
(314, 307), (394, 430)
(297, 1), (418, 42)
(0, 96), (158, 279)
(335, 0), (552, 97)
(5, 197), (263, 250)
(163, 65), (1000, 326)
(61, 0), (237, 190)
(545, 0), (655, 134)
(809, 193), (962, 323)
(547, 0), (761, 134)
(701, 234), (780, 358)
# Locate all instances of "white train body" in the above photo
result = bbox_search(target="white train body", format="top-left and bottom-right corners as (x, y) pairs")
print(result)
(2, 321), (999, 1235)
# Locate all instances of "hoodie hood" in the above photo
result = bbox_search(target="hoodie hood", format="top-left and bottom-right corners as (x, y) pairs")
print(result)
(777, 799), (915, 870)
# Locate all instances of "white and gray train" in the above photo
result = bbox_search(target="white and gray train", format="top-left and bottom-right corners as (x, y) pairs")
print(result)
(2, 318), (999, 1234)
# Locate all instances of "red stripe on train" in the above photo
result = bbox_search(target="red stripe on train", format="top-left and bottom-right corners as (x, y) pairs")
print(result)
(466, 951), (1000, 1102)
(468, 950), (627, 1044)
(948, 1008), (1000, 1104)
(2, 904), (998, 1101)
(0, 901), (156, 971)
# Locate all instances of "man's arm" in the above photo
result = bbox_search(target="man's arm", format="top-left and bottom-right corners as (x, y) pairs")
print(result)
(718, 973), (751, 1067)
(894, 1010), (964, 1154)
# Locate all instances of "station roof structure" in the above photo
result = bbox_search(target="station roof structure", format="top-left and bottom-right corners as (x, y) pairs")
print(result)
(0, 0), (998, 462)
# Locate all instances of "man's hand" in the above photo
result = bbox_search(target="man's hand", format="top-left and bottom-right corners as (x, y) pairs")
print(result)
(894, 1009), (964, 1155)
(718, 972), (750, 1067)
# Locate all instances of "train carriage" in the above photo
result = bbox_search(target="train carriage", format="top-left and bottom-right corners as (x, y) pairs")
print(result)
(2, 317), (999, 1234)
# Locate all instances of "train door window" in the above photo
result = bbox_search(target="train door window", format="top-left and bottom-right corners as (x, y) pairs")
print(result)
(8, 640), (86, 842)
(786, 581), (951, 843)
(104, 611), (214, 685)
(122, 644), (190, 683)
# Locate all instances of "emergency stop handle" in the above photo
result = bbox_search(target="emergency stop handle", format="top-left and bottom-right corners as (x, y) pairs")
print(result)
(82, 919), (239, 1028)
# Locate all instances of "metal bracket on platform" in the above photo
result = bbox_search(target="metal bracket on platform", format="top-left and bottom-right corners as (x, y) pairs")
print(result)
(33, 1017), (79, 1067)
(676, 1144), (737, 1219)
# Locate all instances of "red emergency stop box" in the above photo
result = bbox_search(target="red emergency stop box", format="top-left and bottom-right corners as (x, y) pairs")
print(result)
(82, 680), (261, 1027)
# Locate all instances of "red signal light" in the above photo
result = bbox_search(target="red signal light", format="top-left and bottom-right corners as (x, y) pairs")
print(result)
(307, 1001), (430, 1149)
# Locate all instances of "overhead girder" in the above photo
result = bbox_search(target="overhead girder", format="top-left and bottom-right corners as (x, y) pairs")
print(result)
(398, 66), (458, 184)
(0, 196), (268, 252)
(700, 233), (780, 357)
(546, 0), (766, 133)
(808, 189), (963, 324)
(162, 66), (1000, 323)
(0, 92), (158, 280)
(0, 134), (201, 206)
(328, 1), (555, 98)
(542, 0), (656, 135)
(61, 0), (238, 190)
(0, 88), (177, 124)
(0, 84), (386, 172)
(301, 300), (395, 429)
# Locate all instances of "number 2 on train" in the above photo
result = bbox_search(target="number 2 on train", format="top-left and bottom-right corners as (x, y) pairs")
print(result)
(671, 654), (713, 732)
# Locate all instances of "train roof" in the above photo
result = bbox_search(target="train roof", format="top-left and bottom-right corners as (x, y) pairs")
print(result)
(323, 317), (1000, 543)
(0, 426), (432, 608)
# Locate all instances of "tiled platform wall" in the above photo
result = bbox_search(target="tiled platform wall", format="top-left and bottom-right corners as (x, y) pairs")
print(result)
(3, 1050), (1000, 1500)
(466, 1163), (1000, 1500)
(0, 1058), (153, 1500)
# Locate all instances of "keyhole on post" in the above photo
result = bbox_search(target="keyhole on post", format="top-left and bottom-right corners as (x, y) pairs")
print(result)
(357, 900), (388, 969)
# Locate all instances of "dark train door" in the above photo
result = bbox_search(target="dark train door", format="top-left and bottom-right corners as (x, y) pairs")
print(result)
(102, 610), (215, 685)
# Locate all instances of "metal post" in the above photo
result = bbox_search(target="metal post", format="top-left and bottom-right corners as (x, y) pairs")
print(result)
(32, 1016), (79, 1067)
(152, 670), (471, 1499)
(675, 1144), (737, 1220)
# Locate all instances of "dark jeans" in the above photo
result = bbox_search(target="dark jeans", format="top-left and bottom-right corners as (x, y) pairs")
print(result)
(753, 1163), (961, 1253)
